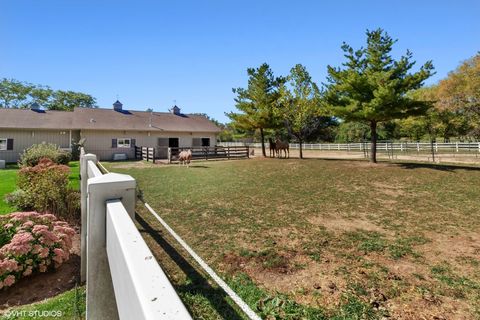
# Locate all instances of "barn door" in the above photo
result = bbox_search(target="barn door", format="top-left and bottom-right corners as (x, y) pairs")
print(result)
(157, 138), (169, 159)
(169, 138), (179, 157)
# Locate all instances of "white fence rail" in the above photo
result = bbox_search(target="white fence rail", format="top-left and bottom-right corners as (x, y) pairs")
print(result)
(80, 148), (191, 320)
(219, 141), (480, 153)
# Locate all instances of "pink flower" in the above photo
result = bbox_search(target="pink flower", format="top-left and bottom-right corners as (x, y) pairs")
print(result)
(8, 212), (39, 223)
(22, 221), (34, 229)
(23, 266), (33, 276)
(3, 275), (15, 287)
(32, 244), (43, 254)
(53, 248), (65, 264)
(38, 247), (50, 258)
(0, 259), (19, 274)
(3, 223), (13, 229)
(32, 224), (49, 235)
(39, 213), (57, 222)
(0, 232), (34, 256)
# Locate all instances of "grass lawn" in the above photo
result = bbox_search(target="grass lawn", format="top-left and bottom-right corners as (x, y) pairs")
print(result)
(0, 286), (85, 320)
(0, 161), (80, 215)
(0, 164), (18, 214)
(106, 158), (480, 319)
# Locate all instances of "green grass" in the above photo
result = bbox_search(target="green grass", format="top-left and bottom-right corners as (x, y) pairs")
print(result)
(105, 158), (480, 319)
(68, 161), (80, 190)
(0, 161), (80, 215)
(0, 286), (85, 320)
(0, 164), (18, 215)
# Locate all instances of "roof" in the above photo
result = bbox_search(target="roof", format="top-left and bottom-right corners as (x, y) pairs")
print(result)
(0, 107), (222, 133)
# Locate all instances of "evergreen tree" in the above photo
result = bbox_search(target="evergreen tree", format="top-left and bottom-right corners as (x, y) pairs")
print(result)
(324, 29), (434, 162)
(227, 63), (283, 157)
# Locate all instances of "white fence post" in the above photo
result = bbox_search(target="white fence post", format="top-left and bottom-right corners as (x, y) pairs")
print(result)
(86, 172), (136, 320)
(80, 152), (97, 282)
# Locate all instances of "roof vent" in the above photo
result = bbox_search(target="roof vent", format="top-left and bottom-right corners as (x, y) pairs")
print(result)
(170, 105), (181, 115)
(113, 100), (123, 112)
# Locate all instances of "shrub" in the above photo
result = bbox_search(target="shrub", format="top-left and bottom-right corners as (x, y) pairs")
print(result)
(6, 158), (80, 221)
(19, 143), (71, 167)
(0, 211), (76, 290)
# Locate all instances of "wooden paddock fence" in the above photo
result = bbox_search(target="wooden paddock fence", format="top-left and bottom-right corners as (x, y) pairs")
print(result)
(135, 146), (156, 163)
(168, 146), (249, 163)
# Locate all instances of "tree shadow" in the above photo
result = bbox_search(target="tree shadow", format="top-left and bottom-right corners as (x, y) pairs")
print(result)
(135, 213), (245, 320)
(395, 162), (480, 172)
(308, 157), (480, 172)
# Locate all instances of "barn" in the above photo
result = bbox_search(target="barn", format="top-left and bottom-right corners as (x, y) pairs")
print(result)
(0, 101), (221, 162)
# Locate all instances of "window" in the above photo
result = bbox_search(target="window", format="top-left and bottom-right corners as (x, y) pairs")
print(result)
(0, 138), (6, 151)
(117, 138), (131, 148)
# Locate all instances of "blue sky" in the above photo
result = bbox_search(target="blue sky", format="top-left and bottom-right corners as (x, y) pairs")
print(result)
(1, 1), (479, 123)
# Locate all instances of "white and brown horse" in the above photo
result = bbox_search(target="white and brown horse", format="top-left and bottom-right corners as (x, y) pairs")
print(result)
(178, 149), (192, 167)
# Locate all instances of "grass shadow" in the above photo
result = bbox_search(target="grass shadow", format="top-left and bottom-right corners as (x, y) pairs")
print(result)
(135, 213), (245, 320)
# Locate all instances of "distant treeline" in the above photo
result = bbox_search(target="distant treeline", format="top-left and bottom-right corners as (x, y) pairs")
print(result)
(0, 78), (97, 110)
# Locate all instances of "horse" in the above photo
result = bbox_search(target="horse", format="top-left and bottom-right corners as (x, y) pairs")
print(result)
(268, 138), (277, 158)
(178, 149), (192, 167)
(275, 139), (289, 158)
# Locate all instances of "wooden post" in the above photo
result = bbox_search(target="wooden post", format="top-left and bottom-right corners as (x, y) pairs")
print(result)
(247, 146), (249, 158)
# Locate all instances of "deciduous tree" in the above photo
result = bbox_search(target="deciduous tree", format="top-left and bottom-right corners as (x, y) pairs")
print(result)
(275, 64), (326, 158)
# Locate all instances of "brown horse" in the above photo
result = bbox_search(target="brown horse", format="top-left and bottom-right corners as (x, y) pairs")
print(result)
(268, 138), (277, 158)
(275, 139), (289, 158)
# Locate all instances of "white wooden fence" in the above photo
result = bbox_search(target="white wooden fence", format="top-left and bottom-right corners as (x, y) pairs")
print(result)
(80, 148), (191, 320)
(219, 141), (480, 153)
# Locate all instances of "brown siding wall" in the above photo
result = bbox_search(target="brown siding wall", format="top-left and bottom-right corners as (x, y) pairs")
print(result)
(0, 129), (72, 163)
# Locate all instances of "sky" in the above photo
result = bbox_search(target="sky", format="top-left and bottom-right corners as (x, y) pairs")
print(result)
(1, 0), (479, 123)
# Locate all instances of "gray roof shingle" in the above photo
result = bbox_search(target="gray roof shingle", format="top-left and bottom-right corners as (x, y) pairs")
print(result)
(0, 107), (221, 133)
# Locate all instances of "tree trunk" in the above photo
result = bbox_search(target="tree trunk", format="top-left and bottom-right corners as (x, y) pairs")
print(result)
(260, 128), (266, 157)
(299, 139), (303, 159)
(370, 121), (377, 163)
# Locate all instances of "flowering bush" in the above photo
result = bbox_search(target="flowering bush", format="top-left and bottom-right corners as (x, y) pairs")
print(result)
(0, 211), (76, 290)
(5, 158), (80, 221)
(19, 143), (71, 167)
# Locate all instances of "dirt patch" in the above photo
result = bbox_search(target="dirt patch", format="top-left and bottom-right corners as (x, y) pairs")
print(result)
(371, 181), (405, 197)
(108, 160), (160, 169)
(0, 233), (81, 310)
(419, 231), (480, 274)
(387, 294), (473, 320)
(308, 215), (387, 234)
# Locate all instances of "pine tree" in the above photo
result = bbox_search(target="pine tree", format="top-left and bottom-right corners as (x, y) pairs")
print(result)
(227, 63), (283, 157)
(324, 29), (434, 163)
